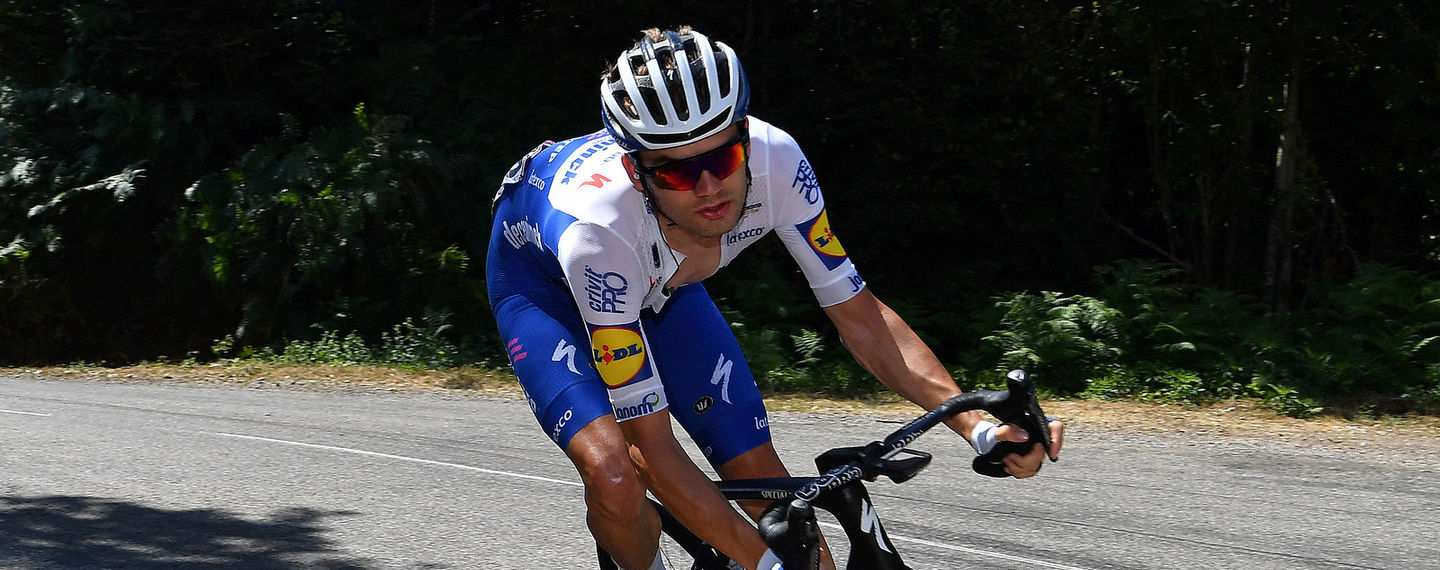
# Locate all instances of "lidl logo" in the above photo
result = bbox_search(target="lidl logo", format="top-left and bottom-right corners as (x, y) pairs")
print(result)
(590, 323), (653, 387)
(797, 209), (848, 270)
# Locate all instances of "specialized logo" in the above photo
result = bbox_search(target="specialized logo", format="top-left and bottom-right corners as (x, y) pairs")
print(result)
(693, 395), (714, 415)
(711, 354), (734, 404)
(796, 209), (848, 270)
(551, 339), (581, 375)
(589, 323), (652, 387)
(584, 266), (628, 313)
(860, 499), (893, 553)
(725, 227), (765, 246)
(615, 392), (662, 420)
(793, 159), (821, 205)
(502, 219), (542, 250)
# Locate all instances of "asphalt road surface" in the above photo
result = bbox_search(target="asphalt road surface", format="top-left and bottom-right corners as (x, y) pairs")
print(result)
(3, 375), (1437, 569)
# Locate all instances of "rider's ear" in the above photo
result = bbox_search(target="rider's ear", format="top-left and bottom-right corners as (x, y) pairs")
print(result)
(620, 154), (644, 190)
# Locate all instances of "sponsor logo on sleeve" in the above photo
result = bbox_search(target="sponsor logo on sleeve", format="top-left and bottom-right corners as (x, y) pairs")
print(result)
(584, 266), (628, 313)
(795, 209), (849, 270)
(792, 159), (821, 205)
(589, 322), (653, 388)
(848, 271), (866, 293)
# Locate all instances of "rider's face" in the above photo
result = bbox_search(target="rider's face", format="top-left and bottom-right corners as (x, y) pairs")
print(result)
(634, 123), (749, 240)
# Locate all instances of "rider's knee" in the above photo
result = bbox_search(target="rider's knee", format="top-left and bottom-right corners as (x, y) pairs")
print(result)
(579, 451), (647, 521)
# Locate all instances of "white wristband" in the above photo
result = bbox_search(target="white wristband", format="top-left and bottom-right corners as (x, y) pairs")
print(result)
(758, 548), (786, 570)
(969, 420), (1000, 455)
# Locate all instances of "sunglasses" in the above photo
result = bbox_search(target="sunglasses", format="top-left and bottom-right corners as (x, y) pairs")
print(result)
(632, 130), (750, 192)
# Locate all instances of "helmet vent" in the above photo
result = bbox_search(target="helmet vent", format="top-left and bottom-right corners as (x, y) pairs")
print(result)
(600, 28), (749, 151)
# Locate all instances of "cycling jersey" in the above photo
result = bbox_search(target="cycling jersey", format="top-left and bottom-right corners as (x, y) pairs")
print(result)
(487, 117), (865, 457)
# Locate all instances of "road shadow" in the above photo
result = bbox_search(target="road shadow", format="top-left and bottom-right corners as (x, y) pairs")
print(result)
(0, 495), (375, 569)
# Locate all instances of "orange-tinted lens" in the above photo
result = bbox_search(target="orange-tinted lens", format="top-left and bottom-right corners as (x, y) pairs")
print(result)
(649, 139), (748, 191)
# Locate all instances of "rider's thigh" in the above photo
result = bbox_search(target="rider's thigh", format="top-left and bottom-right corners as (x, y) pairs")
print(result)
(714, 441), (789, 480)
(492, 290), (616, 451)
(642, 283), (772, 468)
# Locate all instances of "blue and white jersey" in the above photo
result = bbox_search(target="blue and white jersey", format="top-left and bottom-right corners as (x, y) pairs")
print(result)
(489, 116), (865, 420)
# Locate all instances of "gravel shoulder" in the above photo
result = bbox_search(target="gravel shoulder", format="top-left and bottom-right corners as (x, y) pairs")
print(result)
(7, 362), (1438, 470)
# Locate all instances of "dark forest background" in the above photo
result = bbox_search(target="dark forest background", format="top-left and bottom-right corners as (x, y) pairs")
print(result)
(3, 1), (1438, 414)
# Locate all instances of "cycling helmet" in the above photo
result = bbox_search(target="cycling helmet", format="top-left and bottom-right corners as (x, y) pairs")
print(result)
(601, 28), (750, 152)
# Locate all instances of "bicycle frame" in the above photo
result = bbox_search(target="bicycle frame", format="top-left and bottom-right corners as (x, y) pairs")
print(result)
(597, 370), (1052, 570)
(597, 474), (908, 570)
(720, 475), (909, 569)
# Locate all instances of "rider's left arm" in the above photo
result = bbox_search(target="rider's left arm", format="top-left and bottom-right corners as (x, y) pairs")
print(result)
(823, 288), (1064, 474)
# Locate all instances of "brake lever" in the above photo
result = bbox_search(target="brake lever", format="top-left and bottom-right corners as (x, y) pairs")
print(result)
(972, 369), (1054, 478)
(758, 499), (821, 570)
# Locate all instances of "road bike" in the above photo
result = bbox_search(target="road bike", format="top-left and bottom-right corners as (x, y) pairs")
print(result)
(596, 370), (1055, 570)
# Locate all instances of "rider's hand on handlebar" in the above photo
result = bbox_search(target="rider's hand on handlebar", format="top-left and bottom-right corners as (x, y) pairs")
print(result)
(994, 419), (1064, 478)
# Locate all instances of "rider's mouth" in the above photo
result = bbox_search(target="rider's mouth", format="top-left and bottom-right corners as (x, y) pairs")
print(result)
(697, 201), (731, 221)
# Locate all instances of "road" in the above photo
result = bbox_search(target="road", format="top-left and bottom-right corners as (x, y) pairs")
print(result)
(2, 375), (1437, 569)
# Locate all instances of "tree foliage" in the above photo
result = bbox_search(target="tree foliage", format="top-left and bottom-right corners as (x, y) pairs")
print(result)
(2, 1), (1438, 410)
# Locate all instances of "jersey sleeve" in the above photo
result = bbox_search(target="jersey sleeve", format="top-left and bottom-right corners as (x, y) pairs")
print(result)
(766, 127), (867, 307)
(555, 222), (668, 421)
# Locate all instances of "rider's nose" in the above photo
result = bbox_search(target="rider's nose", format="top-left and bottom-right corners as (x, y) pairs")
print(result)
(693, 170), (723, 197)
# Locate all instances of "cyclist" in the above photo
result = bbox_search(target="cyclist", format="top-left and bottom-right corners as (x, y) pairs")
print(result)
(486, 26), (1065, 570)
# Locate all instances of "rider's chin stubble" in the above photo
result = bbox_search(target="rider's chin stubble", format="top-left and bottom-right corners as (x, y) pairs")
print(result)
(644, 172), (751, 241)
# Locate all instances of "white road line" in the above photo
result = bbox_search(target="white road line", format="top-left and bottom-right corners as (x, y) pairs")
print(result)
(836, 522), (1093, 570)
(208, 432), (582, 488)
(212, 432), (1092, 570)
(0, 409), (51, 417)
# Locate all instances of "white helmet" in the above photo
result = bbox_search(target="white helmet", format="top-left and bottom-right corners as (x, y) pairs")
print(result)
(601, 28), (750, 152)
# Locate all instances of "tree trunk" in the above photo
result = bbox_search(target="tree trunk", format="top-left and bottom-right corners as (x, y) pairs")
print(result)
(1264, 56), (1303, 313)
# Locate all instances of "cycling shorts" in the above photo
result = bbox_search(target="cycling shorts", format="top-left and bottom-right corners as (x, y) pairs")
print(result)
(491, 282), (772, 467)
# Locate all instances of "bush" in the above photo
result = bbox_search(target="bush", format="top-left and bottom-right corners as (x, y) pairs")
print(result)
(984, 261), (1440, 417)
(983, 291), (1124, 394)
(219, 312), (463, 369)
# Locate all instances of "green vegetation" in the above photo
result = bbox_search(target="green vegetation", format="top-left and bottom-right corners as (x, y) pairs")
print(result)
(716, 260), (1440, 417)
(213, 312), (462, 370)
(3, 2), (1439, 418)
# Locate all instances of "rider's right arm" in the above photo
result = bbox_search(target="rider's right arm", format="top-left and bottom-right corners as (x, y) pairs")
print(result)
(555, 222), (671, 419)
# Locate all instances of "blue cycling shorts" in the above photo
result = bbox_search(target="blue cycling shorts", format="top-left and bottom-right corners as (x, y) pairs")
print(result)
(491, 282), (772, 468)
